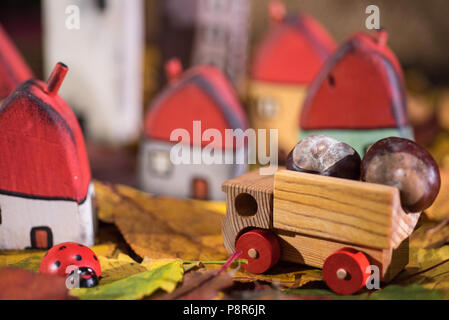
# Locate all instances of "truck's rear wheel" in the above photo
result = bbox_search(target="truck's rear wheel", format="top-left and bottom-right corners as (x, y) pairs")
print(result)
(323, 248), (370, 295)
(235, 229), (280, 274)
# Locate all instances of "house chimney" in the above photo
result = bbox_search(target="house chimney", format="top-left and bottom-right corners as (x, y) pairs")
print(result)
(269, 0), (286, 25)
(165, 58), (183, 84)
(46, 62), (68, 96)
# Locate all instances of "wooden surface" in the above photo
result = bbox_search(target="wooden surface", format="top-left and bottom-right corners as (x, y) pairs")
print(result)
(273, 169), (420, 249)
(222, 169), (274, 253)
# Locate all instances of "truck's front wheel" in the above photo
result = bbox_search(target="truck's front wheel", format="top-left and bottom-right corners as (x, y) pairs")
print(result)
(235, 229), (280, 274)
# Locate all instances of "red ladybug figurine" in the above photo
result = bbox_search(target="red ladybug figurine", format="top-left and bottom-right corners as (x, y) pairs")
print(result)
(40, 242), (101, 288)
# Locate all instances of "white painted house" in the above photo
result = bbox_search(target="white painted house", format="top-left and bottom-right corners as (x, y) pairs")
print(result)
(139, 62), (248, 200)
(42, 0), (144, 145)
(0, 63), (96, 250)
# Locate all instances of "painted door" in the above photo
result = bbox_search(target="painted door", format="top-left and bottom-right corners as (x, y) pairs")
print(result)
(30, 226), (53, 249)
(192, 178), (209, 200)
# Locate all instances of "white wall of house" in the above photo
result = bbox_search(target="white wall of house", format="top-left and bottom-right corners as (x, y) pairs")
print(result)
(138, 139), (247, 200)
(0, 183), (96, 250)
(43, 0), (144, 145)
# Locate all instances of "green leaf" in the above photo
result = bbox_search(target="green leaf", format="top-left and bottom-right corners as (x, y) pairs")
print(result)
(366, 284), (446, 300)
(285, 284), (447, 300)
(71, 260), (184, 300)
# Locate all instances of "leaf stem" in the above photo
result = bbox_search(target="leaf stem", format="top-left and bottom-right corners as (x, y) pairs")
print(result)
(183, 259), (248, 265)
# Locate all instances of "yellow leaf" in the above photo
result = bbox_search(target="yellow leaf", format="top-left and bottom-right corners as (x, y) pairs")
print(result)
(425, 168), (449, 221)
(141, 258), (178, 271)
(232, 268), (323, 288)
(93, 181), (228, 261)
(0, 243), (117, 273)
(98, 256), (147, 285)
(397, 244), (449, 291)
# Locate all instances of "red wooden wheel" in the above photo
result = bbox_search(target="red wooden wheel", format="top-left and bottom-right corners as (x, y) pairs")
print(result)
(235, 229), (280, 274)
(322, 248), (371, 295)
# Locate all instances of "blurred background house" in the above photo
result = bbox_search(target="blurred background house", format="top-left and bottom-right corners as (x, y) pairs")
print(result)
(0, 0), (448, 189)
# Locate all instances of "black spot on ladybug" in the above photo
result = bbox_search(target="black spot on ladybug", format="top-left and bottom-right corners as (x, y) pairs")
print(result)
(59, 245), (66, 250)
(93, 255), (98, 261)
(75, 254), (82, 261)
(55, 261), (61, 268)
(78, 244), (84, 247)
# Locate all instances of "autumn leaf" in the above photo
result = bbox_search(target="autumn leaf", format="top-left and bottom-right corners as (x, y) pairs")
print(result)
(366, 284), (446, 299)
(97, 254), (148, 285)
(201, 261), (323, 289)
(394, 244), (449, 291)
(157, 270), (233, 300)
(0, 268), (73, 300)
(94, 181), (228, 261)
(232, 267), (323, 289)
(425, 167), (449, 221)
(71, 260), (184, 300)
(0, 243), (117, 273)
(285, 284), (446, 300)
(410, 219), (449, 249)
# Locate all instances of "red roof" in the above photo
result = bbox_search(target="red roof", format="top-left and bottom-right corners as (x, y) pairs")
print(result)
(300, 31), (409, 130)
(250, 13), (336, 84)
(0, 68), (91, 203)
(0, 24), (33, 100)
(144, 65), (248, 149)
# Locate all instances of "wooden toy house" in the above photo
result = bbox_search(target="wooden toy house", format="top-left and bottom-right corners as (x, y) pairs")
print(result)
(0, 24), (33, 102)
(191, 0), (251, 92)
(300, 30), (413, 155)
(43, 0), (144, 145)
(248, 1), (336, 161)
(139, 60), (248, 201)
(0, 63), (96, 250)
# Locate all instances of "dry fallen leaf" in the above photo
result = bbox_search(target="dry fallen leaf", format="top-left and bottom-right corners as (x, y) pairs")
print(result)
(157, 270), (233, 300)
(410, 219), (449, 248)
(94, 181), (228, 261)
(395, 245), (449, 291)
(0, 243), (117, 273)
(201, 261), (323, 289)
(232, 267), (323, 289)
(425, 167), (449, 221)
(0, 268), (73, 300)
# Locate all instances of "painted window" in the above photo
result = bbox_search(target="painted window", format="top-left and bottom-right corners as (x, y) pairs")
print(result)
(149, 150), (173, 177)
(257, 97), (278, 119)
(30, 226), (53, 249)
(192, 178), (209, 200)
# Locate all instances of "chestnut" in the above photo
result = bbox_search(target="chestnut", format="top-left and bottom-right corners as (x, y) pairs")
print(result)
(286, 135), (361, 180)
(361, 137), (440, 213)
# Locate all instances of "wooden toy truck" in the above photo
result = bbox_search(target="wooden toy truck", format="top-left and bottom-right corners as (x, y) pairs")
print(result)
(222, 169), (421, 294)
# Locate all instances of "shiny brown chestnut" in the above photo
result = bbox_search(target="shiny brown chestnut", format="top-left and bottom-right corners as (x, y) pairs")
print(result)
(286, 135), (361, 180)
(361, 137), (440, 213)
